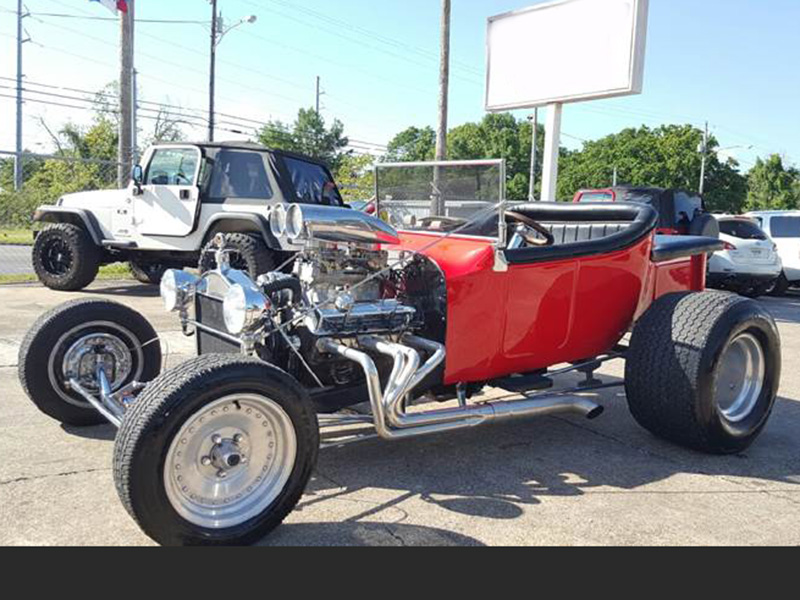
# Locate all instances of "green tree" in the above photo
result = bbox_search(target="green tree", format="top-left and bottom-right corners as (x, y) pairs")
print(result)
(335, 153), (375, 204)
(384, 126), (436, 162)
(447, 113), (544, 200)
(746, 154), (800, 211)
(557, 124), (747, 212)
(257, 108), (349, 171)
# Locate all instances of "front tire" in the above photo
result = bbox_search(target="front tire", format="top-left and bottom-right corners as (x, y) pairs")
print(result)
(18, 300), (162, 426)
(32, 223), (101, 291)
(113, 355), (319, 546)
(625, 292), (781, 454)
(198, 234), (276, 280)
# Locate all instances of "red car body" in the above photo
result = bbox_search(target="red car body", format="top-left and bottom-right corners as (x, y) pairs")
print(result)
(398, 226), (708, 386)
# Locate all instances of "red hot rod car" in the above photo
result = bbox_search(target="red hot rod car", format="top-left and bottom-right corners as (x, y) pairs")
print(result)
(19, 201), (782, 546)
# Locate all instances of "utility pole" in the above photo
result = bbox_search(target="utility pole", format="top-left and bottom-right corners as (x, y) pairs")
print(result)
(528, 108), (539, 201)
(14, 0), (28, 191)
(208, 0), (218, 142)
(433, 0), (451, 216)
(315, 76), (323, 115)
(699, 121), (709, 195)
(132, 68), (139, 164)
(118, 0), (135, 188)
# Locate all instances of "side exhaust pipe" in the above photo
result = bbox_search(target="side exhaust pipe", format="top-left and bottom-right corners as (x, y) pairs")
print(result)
(318, 336), (604, 442)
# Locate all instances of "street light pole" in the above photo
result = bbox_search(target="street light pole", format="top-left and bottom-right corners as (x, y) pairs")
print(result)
(208, 3), (256, 142)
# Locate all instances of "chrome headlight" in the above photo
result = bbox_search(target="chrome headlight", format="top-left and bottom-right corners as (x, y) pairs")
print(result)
(286, 204), (306, 242)
(270, 204), (288, 238)
(160, 269), (199, 312)
(223, 283), (270, 335)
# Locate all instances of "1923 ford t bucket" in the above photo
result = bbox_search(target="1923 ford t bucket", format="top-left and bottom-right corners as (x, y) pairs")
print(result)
(19, 200), (782, 545)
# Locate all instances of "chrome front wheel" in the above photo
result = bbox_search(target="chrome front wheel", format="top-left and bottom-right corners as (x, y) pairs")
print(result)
(114, 355), (319, 546)
(164, 394), (298, 530)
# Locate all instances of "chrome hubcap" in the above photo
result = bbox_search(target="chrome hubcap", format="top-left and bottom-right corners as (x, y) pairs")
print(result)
(164, 394), (297, 530)
(715, 333), (766, 423)
(49, 322), (143, 408)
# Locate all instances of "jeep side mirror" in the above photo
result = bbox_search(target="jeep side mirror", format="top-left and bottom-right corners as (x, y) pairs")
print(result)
(131, 165), (144, 195)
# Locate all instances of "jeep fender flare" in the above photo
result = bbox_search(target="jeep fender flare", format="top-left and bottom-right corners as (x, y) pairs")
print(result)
(34, 207), (105, 246)
(201, 213), (283, 250)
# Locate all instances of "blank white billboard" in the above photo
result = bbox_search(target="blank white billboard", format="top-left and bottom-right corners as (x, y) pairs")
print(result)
(486, 0), (649, 111)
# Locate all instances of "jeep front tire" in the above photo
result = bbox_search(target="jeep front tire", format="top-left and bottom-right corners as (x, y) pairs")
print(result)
(33, 223), (101, 291)
(199, 233), (276, 280)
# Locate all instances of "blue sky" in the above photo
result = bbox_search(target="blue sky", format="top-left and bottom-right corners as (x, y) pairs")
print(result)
(1, 0), (798, 171)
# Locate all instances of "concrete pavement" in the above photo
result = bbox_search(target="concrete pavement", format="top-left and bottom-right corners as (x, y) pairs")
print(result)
(0, 246), (32, 276)
(1, 282), (799, 546)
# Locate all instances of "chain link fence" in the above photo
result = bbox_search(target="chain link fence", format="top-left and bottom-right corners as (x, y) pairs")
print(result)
(0, 150), (120, 281)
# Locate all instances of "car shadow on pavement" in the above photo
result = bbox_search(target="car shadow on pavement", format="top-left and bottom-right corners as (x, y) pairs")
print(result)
(262, 388), (800, 546)
(761, 292), (800, 325)
(260, 521), (484, 547)
(82, 285), (160, 299)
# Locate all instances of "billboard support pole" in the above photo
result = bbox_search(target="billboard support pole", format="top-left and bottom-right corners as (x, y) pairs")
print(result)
(541, 103), (562, 203)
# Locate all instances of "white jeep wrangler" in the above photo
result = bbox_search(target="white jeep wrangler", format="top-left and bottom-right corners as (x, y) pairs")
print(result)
(31, 141), (346, 291)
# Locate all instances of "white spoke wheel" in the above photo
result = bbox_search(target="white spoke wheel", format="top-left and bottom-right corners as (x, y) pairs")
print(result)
(114, 355), (319, 546)
(164, 394), (298, 530)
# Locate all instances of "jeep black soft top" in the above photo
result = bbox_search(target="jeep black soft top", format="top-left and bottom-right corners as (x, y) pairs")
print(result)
(154, 141), (345, 207)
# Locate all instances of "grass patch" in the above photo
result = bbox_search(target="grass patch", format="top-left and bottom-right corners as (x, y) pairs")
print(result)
(0, 263), (134, 285)
(0, 228), (35, 246)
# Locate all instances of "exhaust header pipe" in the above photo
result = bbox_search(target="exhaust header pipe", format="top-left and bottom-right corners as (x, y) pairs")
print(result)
(318, 335), (603, 442)
(274, 204), (401, 246)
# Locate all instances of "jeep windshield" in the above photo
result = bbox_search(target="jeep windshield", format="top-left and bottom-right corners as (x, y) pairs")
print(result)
(283, 156), (343, 206)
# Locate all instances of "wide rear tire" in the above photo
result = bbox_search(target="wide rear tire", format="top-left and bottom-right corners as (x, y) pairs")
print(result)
(113, 354), (319, 546)
(18, 300), (162, 426)
(625, 292), (781, 454)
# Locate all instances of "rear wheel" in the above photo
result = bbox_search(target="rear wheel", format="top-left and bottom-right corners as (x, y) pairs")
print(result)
(769, 272), (791, 297)
(129, 260), (168, 285)
(113, 354), (319, 546)
(625, 292), (781, 454)
(18, 300), (162, 426)
(32, 223), (101, 291)
(198, 234), (276, 280)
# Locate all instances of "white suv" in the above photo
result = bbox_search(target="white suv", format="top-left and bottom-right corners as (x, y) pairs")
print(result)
(707, 216), (782, 298)
(747, 211), (800, 296)
(31, 142), (345, 291)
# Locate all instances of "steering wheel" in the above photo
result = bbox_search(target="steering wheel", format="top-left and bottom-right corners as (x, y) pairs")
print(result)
(505, 211), (555, 247)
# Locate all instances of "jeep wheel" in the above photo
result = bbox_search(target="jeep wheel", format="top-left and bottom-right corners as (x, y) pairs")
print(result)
(625, 292), (781, 454)
(32, 223), (101, 291)
(199, 234), (276, 280)
(129, 261), (168, 286)
(113, 355), (318, 546)
(18, 300), (162, 427)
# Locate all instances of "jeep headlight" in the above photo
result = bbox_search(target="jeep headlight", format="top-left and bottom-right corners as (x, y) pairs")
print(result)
(160, 270), (199, 312)
(223, 283), (270, 335)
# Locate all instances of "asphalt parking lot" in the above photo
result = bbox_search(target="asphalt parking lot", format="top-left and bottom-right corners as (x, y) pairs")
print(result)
(1, 281), (799, 546)
(0, 246), (33, 276)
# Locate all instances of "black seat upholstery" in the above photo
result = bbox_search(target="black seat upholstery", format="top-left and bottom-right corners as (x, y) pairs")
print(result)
(541, 222), (630, 246)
